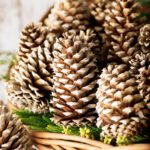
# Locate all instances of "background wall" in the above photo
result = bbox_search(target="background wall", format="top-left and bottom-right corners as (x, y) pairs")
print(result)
(0, 0), (59, 52)
(0, 0), (60, 101)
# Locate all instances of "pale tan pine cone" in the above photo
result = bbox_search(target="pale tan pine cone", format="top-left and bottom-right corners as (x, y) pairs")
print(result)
(139, 24), (150, 54)
(96, 64), (149, 140)
(129, 53), (150, 110)
(51, 30), (99, 126)
(0, 101), (32, 150)
(103, 0), (147, 63)
(18, 23), (48, 61)
(8, 40), (53, 113)
(44, 0), (91, 33)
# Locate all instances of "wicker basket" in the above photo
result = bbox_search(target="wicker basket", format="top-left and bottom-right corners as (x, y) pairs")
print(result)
(30, 131), (150, 150)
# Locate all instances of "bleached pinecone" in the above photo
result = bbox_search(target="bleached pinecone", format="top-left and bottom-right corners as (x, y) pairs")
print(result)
(130, 53), (150, 110)
(96, 64), (149, 142)
(51, 30), (99, 126)
(139, 24), (150, 54)
(139, 67), (150, 110)
(103, 0), (146, 63)
(7, 40), (53, 113)
(89, 0), (112, 24)
(44, 0), (90, 33)
(18, 23), (47, 61)
(0, 101), (32, 149)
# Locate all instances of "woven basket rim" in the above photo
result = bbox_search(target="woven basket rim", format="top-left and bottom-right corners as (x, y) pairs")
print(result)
(31, 131), (150, 150)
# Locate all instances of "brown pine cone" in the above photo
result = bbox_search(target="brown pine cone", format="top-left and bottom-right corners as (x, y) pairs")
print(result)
(96, 64), (149, 142)
(18, 23), (47, 61)
(139, 24), (150, 54)
(130, 53), (150, 110)
(8, 40), (53, 113)
(0, 101), (32, 149)
(44, 0), (91, 33)
(103, 0), (146, 64)
(51, 30), (99, 126)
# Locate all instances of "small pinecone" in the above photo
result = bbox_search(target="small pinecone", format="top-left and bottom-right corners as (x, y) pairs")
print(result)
(18, 23), (47, 61)
(51, 30), (99, 126)
(139, 67), (150, 109)
(45, 0), (91, 33)
(130, 53), (150, 110)
(7, 41), (53, 113)
(103, 0), (146, 64)
(89, 0), (112, 24)
(139, 24), (150, 54)
(0, 101), (32, 149)
(96, 64), (149, 141)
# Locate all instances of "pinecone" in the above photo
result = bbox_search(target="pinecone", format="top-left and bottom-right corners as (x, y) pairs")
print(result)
(103, 0), (146, 63)
(139, 24), (150, 54)
(130, 53), (150, 110)
(96, 64), (149, 142)
(44, 0), (91, 33)
(0, 101), (32, 149)
(51, 30), (99, 126)
(139, 67), (150, 109)
(7, 40), (53, 113)
(18, 23), (47, 61)
(89, 0), (112, 24)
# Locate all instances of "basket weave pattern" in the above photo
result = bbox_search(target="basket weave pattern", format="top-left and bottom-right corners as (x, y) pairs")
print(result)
(31, 132), (150, 150)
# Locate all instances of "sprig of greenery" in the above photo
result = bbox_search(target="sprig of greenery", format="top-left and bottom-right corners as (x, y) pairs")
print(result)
(15, 109), (101, 140)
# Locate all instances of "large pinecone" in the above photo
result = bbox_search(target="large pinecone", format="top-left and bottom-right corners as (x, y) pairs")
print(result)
(0, 101), (32, 149)
(96, 64), (149, 142)
(7, 40), (53, 113)
(130, 53), (150, 110)
(139, 24), (150, 54)
(51, 30), (99, 126)
(18, 23), (48, 61)
(44, 0), (90, 33)
(103, 0), (146, 63)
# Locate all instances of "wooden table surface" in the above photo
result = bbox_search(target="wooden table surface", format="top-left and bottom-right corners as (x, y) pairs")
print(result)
(0, 0), (61, 101)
